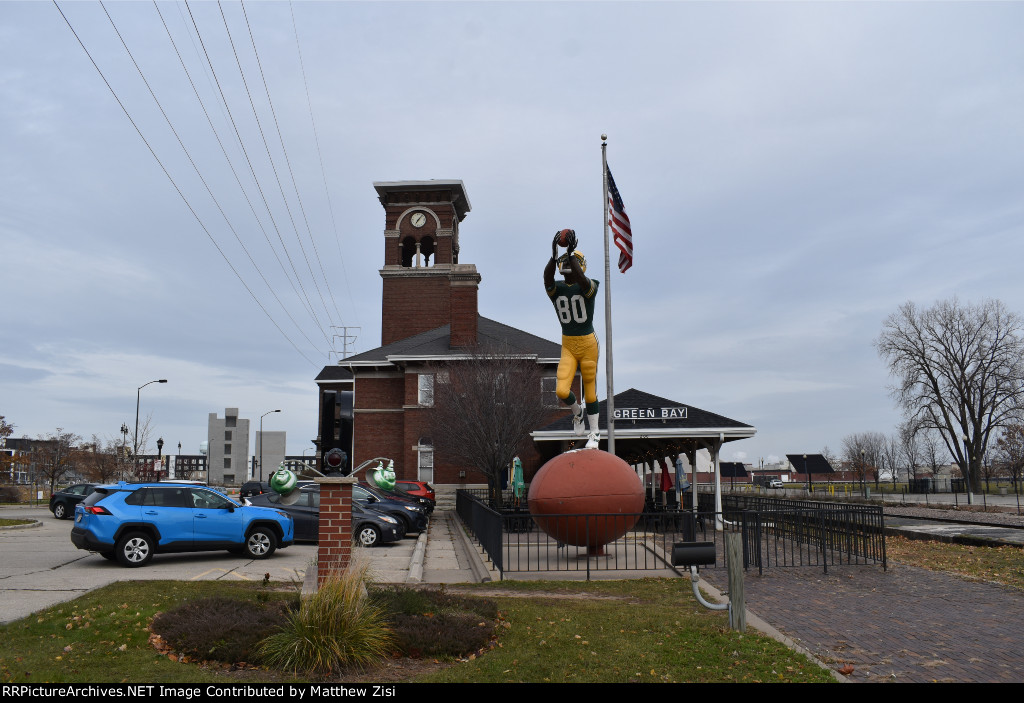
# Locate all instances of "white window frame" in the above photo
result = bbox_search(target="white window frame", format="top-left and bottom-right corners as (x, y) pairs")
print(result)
(418, 374), (435, 407)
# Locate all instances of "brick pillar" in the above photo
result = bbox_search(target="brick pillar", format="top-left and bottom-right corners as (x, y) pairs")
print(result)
(449, 264), (480, 348)
(315, 476), (355, 586)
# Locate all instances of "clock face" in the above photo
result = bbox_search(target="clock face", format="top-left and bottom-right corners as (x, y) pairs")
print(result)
(410, 212), (426, 228)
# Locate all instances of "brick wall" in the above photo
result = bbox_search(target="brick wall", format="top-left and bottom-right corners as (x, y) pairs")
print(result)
(380, 276), (451, 346)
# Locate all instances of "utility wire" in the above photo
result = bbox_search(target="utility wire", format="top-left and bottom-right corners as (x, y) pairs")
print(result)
(215, 0), (337, 330)
(152, 0), (328, 353)
(53, 0), (320, 367)
(98, 1), (326, 358)
(240, 0), (345, 328)
(183, 0), (329, 342)
(289, 0), (359, 327)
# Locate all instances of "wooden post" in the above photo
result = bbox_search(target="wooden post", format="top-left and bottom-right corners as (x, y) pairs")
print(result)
(725, 532), (746, 632)
(315, 476), (356, 587)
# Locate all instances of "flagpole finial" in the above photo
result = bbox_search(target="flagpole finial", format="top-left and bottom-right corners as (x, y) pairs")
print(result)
(601, 133), (607, 142)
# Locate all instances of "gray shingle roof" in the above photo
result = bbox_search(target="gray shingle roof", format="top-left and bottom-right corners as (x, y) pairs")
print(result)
(335, 316), (562, 366)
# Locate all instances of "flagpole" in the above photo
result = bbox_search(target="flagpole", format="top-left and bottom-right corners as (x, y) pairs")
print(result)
(601, 134), (616, 455)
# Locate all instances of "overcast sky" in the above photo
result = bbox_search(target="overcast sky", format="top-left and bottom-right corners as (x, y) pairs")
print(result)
(3, 1), (1024, 468)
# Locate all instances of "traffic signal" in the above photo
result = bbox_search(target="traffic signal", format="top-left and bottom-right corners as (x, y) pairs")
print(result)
(320, 389), (354, 475)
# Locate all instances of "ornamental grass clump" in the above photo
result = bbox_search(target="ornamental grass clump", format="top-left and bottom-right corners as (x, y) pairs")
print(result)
(257, 560), (393, 676)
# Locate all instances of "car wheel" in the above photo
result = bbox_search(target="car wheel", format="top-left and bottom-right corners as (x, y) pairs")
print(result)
(52, 502), (68, 520)
(356, 524), (381, 547)
(115, 532), (153, 567)
(243, 527), (276, 559)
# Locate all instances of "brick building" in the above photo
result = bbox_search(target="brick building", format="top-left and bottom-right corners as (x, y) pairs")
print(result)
(314, 180), (757, 491)
(315, 180), (571, 486)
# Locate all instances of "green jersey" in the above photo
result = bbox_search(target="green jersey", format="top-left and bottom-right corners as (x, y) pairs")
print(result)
(547, 278), (600, 336)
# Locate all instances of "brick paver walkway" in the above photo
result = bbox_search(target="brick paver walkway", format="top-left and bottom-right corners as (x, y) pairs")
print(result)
(704, 562), (1024, 682)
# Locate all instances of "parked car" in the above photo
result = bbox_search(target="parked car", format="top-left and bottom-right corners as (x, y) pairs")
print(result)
(49, 484), (97, 520)
(248, 485), (402, 546)
(360, 480), (435, 513)
(395, 480), (436, 504)
(353, 484), (428, 536)
(71, 482), (294, 567)
(239, 481), (272, 498)
(767, 479), (784, 489)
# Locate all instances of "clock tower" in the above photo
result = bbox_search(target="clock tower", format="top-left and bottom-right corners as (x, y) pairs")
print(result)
(374, 180), (480, 347)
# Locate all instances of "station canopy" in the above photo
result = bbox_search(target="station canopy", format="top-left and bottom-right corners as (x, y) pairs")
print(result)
(532, 388), (755, 465)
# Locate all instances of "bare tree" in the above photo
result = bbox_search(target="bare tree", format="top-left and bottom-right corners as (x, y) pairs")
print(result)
(35, 429), (82, 493)
(876, 298), (1024, 494)
(880, 433), (902, 487)
(820, 445), (840, 472)
(842, 431), (886, 491)
(75, 435), (122, 484)
(0, 415), (14, 481)
(918, 428), (947, 481)
(994, 423), (1024, 493)
(431, 344), (548, 509)
(897, 420), (923, 482)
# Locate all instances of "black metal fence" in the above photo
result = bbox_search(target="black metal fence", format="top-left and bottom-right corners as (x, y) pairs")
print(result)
(456, 490), (886, 579)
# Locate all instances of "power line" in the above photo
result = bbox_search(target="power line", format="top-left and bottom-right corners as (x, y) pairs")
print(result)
(151, 0), (328, 353)
(240, 0), (345, 328)
(214, 0), (337, 330)
(100, 1), (326, 358)
(53, 0), (320, 367)
(289, 0), (359, 327)
(183, 0), (331, 342)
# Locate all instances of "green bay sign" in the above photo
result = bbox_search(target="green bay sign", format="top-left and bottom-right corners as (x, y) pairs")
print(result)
(613, 406), (688, 420)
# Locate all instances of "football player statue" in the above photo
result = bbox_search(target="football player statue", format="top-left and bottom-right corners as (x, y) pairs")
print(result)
(545, 229), (601, 449)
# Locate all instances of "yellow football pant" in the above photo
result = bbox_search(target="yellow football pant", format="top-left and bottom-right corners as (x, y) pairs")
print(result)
(557, 333), (600, 406)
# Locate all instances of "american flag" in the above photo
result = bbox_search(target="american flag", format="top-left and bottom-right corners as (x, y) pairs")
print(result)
(607, 166), (632, 272)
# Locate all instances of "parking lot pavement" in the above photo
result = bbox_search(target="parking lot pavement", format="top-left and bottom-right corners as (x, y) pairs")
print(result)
(0, 506), (317, 624)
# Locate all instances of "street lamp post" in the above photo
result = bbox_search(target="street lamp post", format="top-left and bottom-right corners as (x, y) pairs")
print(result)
(120, 423), (129, 479)
(156, 437), (164, 482)
(861, 449), (866, 498)
(259, 410), (282, 482)
(134, 379), (167, 471)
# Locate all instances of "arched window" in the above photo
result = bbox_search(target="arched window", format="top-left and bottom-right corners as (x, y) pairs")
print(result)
(401, 236), (417, 268)
(420, 236), (435, 267)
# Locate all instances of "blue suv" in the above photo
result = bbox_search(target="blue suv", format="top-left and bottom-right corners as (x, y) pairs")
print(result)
(71, 482), (294, 567)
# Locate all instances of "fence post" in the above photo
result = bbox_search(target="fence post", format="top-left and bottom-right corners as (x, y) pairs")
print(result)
(725, 532), (746, 633)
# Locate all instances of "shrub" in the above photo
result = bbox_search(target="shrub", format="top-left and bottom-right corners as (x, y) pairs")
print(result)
(151, 597), (289, 664)
(257, 560), (393, 676)
(389, 612), (494, 658)
(370, 586), (498, 658)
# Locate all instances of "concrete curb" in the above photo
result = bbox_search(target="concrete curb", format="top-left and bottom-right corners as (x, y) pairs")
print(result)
(0, 519), (43, 531)
(450, 512), (498, 583)
(407, 531), (428, 583)
(696, 575), (848, 683)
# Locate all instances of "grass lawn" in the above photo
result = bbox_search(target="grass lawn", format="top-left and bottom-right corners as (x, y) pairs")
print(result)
(886, 535), (1024, 591)
(0, 578), (835, 684)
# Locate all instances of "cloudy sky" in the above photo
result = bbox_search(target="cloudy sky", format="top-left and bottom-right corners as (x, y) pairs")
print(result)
(3, 1), (1024, 467)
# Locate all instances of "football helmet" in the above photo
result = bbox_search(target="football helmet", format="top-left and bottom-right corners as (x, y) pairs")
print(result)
(558, 250), (586, 274)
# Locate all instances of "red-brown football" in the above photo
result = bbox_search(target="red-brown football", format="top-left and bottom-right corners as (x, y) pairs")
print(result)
(557, 229), (573, 247)
(528, 449), (644, 547)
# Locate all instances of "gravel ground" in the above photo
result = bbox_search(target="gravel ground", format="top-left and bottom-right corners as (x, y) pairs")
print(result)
(883, 503), (1024, 527)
